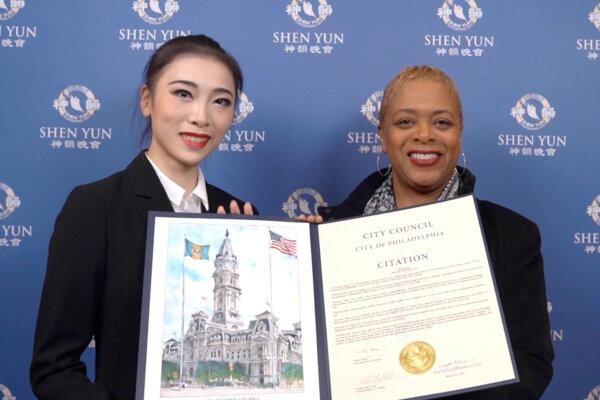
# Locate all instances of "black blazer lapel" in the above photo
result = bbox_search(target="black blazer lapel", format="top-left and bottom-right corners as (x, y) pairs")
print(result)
(125, 151), (173, 220)
(125, 151), (256, 216)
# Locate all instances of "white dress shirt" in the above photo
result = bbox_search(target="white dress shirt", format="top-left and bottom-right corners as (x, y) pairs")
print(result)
(145, 154), (209, 213)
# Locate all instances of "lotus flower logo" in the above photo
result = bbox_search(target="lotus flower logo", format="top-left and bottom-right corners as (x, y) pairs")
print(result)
(510, 93), (555, 131)
(0, 384), (16, 400)
(437, 0), (482, 31)
(232, 92), (254, 125)
(589, 3), (600, 31)
(286, 0), (332, 28)
(132, 0), (179, 25)
(585, 385), (600, 400)
(361, 90), (383, 127)
(0, 0), (24, 21)
(282, 188), (328, 218)
(53, 85), (101, 123)
(587, 195), (600, 226)
(0, 182), (20, 221)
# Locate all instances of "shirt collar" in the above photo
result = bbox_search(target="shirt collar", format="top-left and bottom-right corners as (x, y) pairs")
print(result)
(145, 153), (209, 212)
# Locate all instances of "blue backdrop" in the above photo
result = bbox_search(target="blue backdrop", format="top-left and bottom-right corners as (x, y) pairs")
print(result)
(1, 1), (599, 399)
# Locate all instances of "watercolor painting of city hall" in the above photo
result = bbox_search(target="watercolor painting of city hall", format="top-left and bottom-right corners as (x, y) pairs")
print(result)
(161, 230), (304, 390)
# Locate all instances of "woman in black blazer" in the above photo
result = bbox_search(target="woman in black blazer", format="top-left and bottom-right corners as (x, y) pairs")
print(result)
(30, 35), (256, 400)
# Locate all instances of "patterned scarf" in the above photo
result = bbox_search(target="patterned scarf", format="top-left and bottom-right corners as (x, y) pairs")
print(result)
(363, 168), (460, 215)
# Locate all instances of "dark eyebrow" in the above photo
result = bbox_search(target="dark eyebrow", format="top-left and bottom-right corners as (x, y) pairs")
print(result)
(168, 79), (197, 88)
(212, 87), (235, 97)
(168, 80), (234, 97)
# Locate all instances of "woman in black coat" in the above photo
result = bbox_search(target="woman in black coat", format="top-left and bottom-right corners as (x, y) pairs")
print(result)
(30, 35), (256, 400)
(311, 65), (554, 399)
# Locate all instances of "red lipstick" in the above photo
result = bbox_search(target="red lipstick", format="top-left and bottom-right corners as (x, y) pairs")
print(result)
(180, 132), (211, 149)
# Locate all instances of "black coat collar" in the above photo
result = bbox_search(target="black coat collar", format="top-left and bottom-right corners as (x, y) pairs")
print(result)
(125, 151), (174, 219)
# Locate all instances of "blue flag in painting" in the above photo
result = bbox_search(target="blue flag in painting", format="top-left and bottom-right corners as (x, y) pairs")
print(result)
(185, 239), (209, 260)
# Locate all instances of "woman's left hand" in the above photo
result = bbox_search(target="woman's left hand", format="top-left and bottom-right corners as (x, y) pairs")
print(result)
(297, 214), (323, 223)
(216, 200), (254, 215)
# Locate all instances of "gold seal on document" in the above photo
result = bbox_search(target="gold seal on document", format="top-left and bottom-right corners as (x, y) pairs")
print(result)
(399, 341), (435, 374)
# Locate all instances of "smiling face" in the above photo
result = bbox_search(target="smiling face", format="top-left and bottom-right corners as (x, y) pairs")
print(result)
(379, 78), (462, 204)
(141, 55), (235, 175)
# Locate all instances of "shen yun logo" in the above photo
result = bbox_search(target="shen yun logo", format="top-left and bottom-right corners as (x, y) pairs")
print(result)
(282, 188), (328, 218)
(132, 0), (179, 25)
(0, 182), (20, 221)
(576, 4), (600, 60)
(586, 385), (600, 400)
(0, 0), (24, 21)
(361, 90), (383, 127)
(587, 195), (600, 226)
(53, 85), (101, 123)
(590, 3), (600, 31)
(573, 194), (600, 254)
(286, 0), (332, 28)
(232, 92), (254, 125)
(510, 93), (555, 131)
(0, 383), (16, 400)
(437, 0), (482, 31)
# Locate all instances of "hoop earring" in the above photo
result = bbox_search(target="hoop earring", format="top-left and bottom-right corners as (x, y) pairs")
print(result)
(457, 151), (467, 178)
(377, 152), (392, 177)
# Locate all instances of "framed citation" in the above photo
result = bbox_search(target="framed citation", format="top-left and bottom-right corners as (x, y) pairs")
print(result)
(136, 195), (517, 400)
(315, 195), (518, 399)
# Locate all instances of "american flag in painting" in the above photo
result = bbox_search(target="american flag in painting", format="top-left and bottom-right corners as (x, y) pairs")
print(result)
(269, 230), (296, 257)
